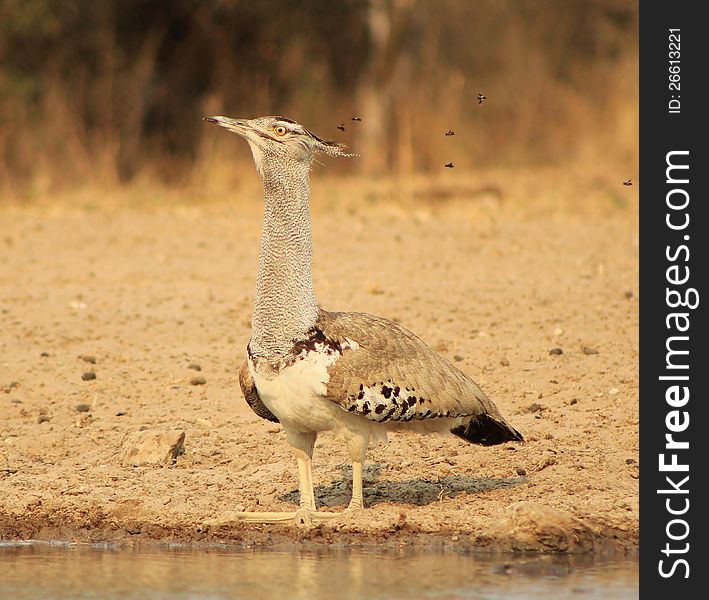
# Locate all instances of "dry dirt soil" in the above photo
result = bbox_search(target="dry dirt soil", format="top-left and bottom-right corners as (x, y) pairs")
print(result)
(0, 171), (638, 553)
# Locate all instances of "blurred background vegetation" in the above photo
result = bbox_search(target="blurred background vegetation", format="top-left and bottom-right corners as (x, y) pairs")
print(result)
(0, 0), (637, 199)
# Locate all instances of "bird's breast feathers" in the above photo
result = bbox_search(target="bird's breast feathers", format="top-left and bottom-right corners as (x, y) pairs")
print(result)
(248, 335), (359, 430)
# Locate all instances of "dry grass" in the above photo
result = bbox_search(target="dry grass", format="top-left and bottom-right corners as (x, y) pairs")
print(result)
(0, 1), (637, 199)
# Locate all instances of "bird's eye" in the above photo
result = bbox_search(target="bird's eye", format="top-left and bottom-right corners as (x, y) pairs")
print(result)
(274, 125), (287, 136)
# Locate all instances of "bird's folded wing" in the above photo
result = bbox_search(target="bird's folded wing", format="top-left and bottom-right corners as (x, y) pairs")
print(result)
(239, 360), (280, 422)
(317, 310), (506, 423)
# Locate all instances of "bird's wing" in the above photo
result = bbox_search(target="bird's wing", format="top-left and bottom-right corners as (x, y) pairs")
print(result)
(317, 310), (508, 423)
(239, 360), (279, 423)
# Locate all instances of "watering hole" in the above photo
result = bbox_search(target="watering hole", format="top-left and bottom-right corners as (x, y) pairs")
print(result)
(0, 542), (637, 599)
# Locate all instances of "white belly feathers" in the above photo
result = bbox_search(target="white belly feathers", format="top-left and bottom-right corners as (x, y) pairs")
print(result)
(248, 340), (354, 432)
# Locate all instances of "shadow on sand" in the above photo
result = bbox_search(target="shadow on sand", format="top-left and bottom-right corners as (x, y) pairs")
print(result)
(280, 463), (527, 508)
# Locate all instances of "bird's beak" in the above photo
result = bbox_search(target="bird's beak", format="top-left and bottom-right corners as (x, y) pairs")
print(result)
(203, 116), (250, 136)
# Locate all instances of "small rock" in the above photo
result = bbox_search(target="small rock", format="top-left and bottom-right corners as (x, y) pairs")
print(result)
(37, 415), (50, 424)
(190, 376), (206, 386)
(2, 382), (20, 393)
(609, 387), (619, 396)
(484, 501), (595, 552)
(81, 372), (96, 381)
(74, 413), (93, 428)
(266, 425), (281, 434)
(581, 346), (599, 355)
(453, 355), (464, 362)
(553, 327), (564, 337)
(626, 458), (636, 465)
(40, 352), (50, 358)
(79, 355), (97, 364)
(516, 467), (527, 476)
(569, 398), (579, 405)
(549, 348), (563, 356)
(120, 429), (186, 467)
(534, 455), (557, 471)
(624, 290), (634, 299)
(188, 363), (202, 371)
(116, 410), (127, 416)
(500, 357), (510, 366)
(75, 403), (91, 413)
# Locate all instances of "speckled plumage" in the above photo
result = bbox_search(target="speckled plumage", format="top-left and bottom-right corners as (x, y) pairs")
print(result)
(240, 309), (522, 445)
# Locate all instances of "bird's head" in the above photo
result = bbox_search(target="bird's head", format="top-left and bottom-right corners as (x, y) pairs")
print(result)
(204, 115), (353, 176)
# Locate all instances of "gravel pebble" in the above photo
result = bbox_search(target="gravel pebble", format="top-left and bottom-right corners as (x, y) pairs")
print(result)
(75, 403), (91, 413)
(516, 467), (527, 476)
(549, 348), (563, 356)
(190, 376), (207, 386)
(188, 363), (202, 371)
(80, 355), (97, 364)
(81, 372), (96, 381)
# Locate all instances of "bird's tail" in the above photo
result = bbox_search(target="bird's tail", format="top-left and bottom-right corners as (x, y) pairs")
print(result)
(451, 413), (524, 446)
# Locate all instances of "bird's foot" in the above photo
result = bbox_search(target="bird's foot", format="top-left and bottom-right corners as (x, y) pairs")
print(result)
(206, 508), (340, 527)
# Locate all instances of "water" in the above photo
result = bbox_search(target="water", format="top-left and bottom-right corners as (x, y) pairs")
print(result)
(0, 542), (638, 599)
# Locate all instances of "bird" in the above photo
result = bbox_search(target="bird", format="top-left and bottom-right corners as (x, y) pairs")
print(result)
(623, 179), (632, 186)
(204, 115), (523, 525)
(445, 130), (455, 136)
(477, 93), (487, 104)
(444, 162), (455, 168)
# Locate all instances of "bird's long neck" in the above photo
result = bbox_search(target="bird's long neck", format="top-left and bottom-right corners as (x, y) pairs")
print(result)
(250, 162), (319, 358)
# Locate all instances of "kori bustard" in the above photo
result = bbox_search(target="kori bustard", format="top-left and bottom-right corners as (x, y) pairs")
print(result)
(205, 115), (523, 525)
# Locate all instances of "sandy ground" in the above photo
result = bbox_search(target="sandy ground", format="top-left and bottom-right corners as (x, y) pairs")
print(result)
(0, 171), (638, 553)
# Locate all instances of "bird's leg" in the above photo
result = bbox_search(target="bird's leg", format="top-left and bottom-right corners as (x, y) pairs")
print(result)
(350, 461), (364, 510)
(288, 430), (317, 511)
(207, 429), (338, 526)
(344, 429), (370, 510)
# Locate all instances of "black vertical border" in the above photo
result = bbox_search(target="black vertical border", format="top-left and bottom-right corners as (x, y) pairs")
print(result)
(640, 2), (707, 595)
